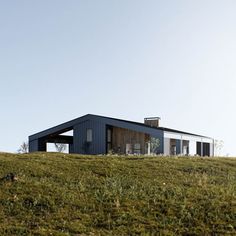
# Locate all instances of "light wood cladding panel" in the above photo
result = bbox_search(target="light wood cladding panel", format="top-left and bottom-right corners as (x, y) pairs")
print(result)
(111, 127), (149, 154)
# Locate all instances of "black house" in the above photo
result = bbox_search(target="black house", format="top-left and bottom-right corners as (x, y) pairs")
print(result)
(29, 114), (214, 156)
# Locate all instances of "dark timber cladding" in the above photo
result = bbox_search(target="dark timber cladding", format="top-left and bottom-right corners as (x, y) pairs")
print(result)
(29, 114), (213, 156)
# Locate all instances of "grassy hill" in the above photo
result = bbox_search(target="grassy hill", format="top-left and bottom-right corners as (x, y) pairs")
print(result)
(0, 153), (235, 235)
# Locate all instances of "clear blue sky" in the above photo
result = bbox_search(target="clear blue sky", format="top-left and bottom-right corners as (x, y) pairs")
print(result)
(1, 0), (236, 156)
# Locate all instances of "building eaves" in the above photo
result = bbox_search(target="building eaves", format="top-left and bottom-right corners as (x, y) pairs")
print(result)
(90, 114), (212, 139)
(29, 113), (212, 141)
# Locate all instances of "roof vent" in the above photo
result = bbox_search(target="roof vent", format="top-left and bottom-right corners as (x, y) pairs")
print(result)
(144, 117), (160, 128)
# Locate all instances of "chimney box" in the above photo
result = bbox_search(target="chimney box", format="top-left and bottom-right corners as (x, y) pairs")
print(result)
(144, 117), (160, 128)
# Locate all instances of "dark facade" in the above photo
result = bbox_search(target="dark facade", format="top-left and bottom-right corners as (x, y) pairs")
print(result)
(29, 114), (213, 156)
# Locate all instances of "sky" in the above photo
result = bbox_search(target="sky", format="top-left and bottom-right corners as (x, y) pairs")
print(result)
(0, 0), (236, 156)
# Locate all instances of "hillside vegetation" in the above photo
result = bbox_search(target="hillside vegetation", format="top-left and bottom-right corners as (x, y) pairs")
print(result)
(0, 153), (235, 235)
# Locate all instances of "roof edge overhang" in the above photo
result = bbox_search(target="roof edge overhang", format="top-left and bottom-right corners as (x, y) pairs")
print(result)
(29, 114), (213, 141)
(29, 114), (92, 141)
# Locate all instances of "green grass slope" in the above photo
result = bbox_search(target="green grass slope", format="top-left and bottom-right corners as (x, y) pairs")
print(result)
(0, 153), (235, 235)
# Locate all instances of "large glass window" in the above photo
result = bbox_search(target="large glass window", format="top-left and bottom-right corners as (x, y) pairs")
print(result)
(86, 129), (93, 142)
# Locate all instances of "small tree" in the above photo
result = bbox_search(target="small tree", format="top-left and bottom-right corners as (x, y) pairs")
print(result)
(18, 141), (29, 153)
(54, 143), (67, 153)
(146, 137), (160, 155)
(214, 139), (224, 156)
(150, 137), (160, 154)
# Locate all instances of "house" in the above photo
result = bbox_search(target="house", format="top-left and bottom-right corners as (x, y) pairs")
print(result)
(29, 114), (214, 156)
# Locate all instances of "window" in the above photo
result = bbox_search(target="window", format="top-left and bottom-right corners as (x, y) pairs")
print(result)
(107, 129), (112, 142)
(134, 143), (141, 154)
(86, 129), (93, 142)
